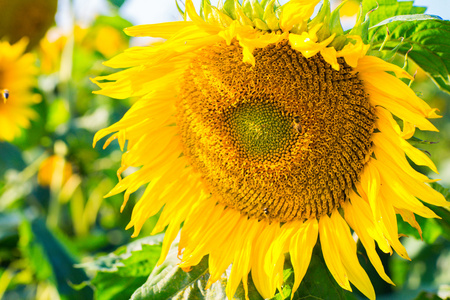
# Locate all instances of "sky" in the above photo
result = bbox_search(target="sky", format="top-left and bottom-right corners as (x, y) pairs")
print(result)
(57, 0), (450, 30)
(118, 0), (450, 25)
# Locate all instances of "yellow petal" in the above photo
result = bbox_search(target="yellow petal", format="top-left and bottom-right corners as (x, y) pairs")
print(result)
(185, 0), (222, 34)
(319, 214), (351, 291)
(251, 222), (281, 299)
(360, 71), (439, 119)
(289, 218), (318, 296)
(348, 190), (391, 254)
(375, 107), (438, 173)
(359, 160), (381, 221)
(289, 25), (335, 58)
(124, 21), (194, 38)
(226, 218), (259, 299)
(331, 211), (375, 300)
(279, 0), (321, 32)
(396, 208), (423, 240)
(344, 201), (394, 285)
(368, 90), (437, 132)
(320, 46), (339, 70)
(337, 35), (369, 67)
(401, 121), (416, 139)
(355, 55), (413, 79)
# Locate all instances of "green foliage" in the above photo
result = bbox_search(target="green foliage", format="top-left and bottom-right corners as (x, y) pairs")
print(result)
(360, 0), (450, 93)
(46, 98), (71, 132)
(130, 246), (210, 300)
(128, 239), (264, 300)
(392, 183), (450, 298)
(83, 235), (163, 300)
(369, 16), (450, 93)
(19, 218), (93, 298)
(107, 0), (126, 8)
(414, 291), (446, 300)
(0, 143), (25, 176)
(362, 0), (426, 27)
(287, 245), (357, 300)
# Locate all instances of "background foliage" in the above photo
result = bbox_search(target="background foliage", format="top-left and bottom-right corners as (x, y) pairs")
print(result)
(0, 0), (449, 299)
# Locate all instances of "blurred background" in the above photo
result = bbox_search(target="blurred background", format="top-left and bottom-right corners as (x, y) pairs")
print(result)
(0, 0), (449, 299)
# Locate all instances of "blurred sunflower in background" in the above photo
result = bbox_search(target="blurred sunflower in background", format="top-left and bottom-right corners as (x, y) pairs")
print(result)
(93, 0), (449, 299)
(0, 39), (39, 141)
(37, 154), (73, 188)
(0, 0), (58, 50)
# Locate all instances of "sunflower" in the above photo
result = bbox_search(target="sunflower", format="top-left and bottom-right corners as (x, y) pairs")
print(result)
(0, 39), (39, 141)
(93, 1), (449, 299)
(37, 154), (73, 188)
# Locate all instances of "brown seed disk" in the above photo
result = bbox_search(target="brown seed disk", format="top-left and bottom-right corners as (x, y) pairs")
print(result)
(176, 40), (375, 222)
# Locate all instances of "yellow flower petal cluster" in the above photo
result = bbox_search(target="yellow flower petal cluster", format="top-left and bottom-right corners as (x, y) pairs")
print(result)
(0, 39), (39, 141)
(37, 155), (73, 188)
(93, 1), (449, 299)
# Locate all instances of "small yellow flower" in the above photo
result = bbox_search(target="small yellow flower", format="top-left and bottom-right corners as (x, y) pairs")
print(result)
(0, 39), (39, 141)
(38, 30), (67, 74)
(37, 155), (73, 188)
(94, 26), (128, 58)
(93, 1), (449, 299)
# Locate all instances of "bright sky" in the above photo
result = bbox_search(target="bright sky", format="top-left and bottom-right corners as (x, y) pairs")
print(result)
(57, 0), (450, 30)
(118, 0), (450, 25)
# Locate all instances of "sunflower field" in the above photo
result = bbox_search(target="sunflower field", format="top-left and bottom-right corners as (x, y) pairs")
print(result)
(0, 0), (450, 299)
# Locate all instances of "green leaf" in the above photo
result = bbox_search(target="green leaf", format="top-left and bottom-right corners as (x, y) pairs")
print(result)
(46, 98), (70, 132)
(288, 244), (357, 300)
(369, 19), (450, 94)
(82, 235), (163, 273)
(414, 291), (445, 300)
(130, 247), (209, 300)
(130, 238), (263, 300)
(426, 183), (450, 241)
(362, 0), (426, 28)
(82, 235), (164, 300)
(93, 15), (134, 34)
(0, 212), (21, 243)
(107, 0), (126, 8)
(369, 14), (442, 28)
(0, 142), (25, 176)
(19, 218), (93, 299)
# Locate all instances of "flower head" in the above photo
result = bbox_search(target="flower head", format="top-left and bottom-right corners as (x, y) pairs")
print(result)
(37, 154), (73, 188)
(0, 39), (39, 141)
(93, 1), (449, 299)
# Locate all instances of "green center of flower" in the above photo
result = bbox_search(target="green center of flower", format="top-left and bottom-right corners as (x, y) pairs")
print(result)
(229, 103), (292, 159)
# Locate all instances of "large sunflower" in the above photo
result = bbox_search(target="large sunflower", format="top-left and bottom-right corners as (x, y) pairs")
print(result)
(93, 1), (449, 299)
(0, 39), (39, 141)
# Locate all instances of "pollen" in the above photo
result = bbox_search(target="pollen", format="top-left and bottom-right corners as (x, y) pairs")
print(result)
(177, 40), (376, 222)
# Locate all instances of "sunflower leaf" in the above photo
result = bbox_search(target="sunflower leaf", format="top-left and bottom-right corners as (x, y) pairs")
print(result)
(19, 218), (93, 299)
(361, 0), (426, 28)
(286, 244), (357, 300)
(82, 235), (163, 300)
(130, 239), (264, 300)
(369, 18), (450, 94)
(369, 14), (442, 28)
(0, 142), (26, 176)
